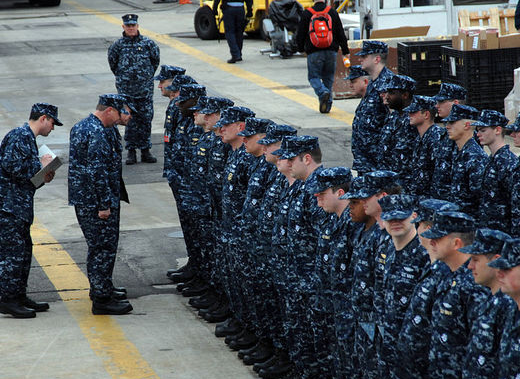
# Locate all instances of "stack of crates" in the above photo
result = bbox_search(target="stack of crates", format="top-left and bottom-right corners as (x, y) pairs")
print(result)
(440, 46), (520, 113)
(397, 40), (452, 96)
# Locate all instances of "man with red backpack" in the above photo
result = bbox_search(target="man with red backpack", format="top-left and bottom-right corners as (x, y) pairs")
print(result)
(296, 0), (349, 114)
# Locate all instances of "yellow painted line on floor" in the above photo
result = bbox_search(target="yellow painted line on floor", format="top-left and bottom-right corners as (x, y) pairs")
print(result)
(31, 220), (159, 379)
(65, 0), (354, 126)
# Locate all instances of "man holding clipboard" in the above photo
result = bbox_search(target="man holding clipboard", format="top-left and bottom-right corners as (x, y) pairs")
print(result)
(0, 103), (61, 318)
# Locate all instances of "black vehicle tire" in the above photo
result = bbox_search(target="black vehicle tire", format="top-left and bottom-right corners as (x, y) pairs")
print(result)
(194, 6), (219, 40)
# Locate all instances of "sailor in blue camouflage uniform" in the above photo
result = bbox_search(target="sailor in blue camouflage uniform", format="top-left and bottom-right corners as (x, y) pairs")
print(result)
(394, 199), (459, 379)
(490, 238), (520, 378)
(252, 136), (302, 377)
(461, 228), (516, 379)
(509, 116), (520, 237)
(421, 211), (490, 379)
(68, 94), (133, 315)
(404, 95), (444, 196)
(270, 135), (324, 378)
(229, 117), (274, 351)
(430, 83), (467, 200)
(215, 106), (256, 327)
(352, 41), (393, 174)
(377, 75), (417, 185)
(348, 170), (399, 379)
(375, 194), (430, 378)
(442, 104), (488, 219)
(108, 14), (160, 164)
(0, 103), (61, 319)
(473, 110), (517, 232)
(307, 167), (352, 378)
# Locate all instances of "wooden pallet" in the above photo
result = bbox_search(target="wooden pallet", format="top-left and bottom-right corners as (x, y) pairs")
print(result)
(458, 8), (517, 35)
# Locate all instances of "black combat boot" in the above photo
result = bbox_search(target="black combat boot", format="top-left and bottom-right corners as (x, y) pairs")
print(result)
(18, 294), (49, 312)
(0, 297), (36, 318)
(141, 148), (157, 163)
(92, 297), (133, 315)
(126, 149), (137, 165)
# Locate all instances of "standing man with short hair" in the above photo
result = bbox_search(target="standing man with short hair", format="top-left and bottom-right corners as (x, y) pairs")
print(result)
(296, 0), (349, 114)
(108, 14), (160, 165)
(68, 94), (132, 316)
(0, 103), (61, 319)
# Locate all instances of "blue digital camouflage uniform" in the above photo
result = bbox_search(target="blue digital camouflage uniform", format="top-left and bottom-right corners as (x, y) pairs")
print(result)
(0, 103), (62, 301)
(305, 167), (352, 378)
(351, 41), (393, 174)
(274, 135), (325, 376)
(442, 105), (488, 219)
(471, 111), (517, 232)
(393, 198), (459, 379)
(421, 211), (491, 379)
(487, 238), (520, 379)
(377, 75), (417, 186)
(68, 95), (129, 298)
(108, 20), (160, 150)
(403, 96), (443, 196)
(374, 195), (430, 377)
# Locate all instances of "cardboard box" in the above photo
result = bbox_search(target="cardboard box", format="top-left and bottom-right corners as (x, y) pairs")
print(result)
(454, 27), (499, 50)
(480, 29), (499, 49)
(499, 33), (520, 48)
(369, 26), (430, 39)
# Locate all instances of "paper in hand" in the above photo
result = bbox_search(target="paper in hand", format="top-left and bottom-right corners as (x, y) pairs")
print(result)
(30, 144), (62, 187)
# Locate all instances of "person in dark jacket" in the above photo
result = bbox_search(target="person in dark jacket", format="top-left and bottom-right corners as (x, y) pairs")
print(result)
(296, 0), (349, 114)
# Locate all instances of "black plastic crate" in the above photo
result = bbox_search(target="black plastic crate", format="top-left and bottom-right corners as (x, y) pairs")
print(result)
(398, 40), (452, 96)
(440, 46), (520, 113)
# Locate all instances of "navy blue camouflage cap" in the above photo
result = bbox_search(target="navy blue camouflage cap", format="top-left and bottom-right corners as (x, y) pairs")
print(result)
(354, 40), (388, 56)
(488, 238), (520, 269)
(237, 117), (274, 137)
(459, 228), (511, 255)
(380, 74), (416, 93)
(258, 124), (297, 145)
(355, 170), (399, 199)
(505, 112), (520, 133)
(215, 106), (256, 127)
(165, 75), (197, 92)
(30, 102), (63, 126)
(176, 84), (206, 104)
(403, 95), (437, 113)
(119, 94), (138, 114)
(379, 194), (417, 221)
(420, 211), (475, 239)
(433, 83), (467, 102)
(122, 14), (138, 25)
(411, 198), (459, 224)
(154, 65), (186, 80)
(308, 167), (352, 194)
(340, 176), (364, 199)
(345, 65), (369, 80)
(201, 97), (234, 114)
(98, 94), (129, 115)
(272, 135), (319, 159)
(471, 109), (509, 128)
(441, 104), (479, 122)
(189, 95), (208, 112)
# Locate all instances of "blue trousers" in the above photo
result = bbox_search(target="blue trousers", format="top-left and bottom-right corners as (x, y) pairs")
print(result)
(223, 6), (246, 59)
(307, 50), (337, 103)
(124, 96), (153, 150)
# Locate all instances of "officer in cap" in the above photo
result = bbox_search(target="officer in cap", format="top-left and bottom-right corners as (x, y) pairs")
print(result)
(441, 104), (488, 219)
(352, 41), (394, 175)
(345, 65), (369, 97)
(505, 112), (520, 147)
(490, 238), (520, 378)
(0, 103), (61, 318)
(421, 211), (489, 379)
(108, 14), (160, 165)
(434, 82), (468, 120)
(404, 95), (444, 196)
(473, 110), (517, 232)
(307, 167), (352, 378)
(461, 228), (516, 379)
(395, 199), (459, 379)
(155, 65), (185, 98)
(347, 170), (400, 378)
(377, 75), (417, 182)
(68, 94), (133, 315)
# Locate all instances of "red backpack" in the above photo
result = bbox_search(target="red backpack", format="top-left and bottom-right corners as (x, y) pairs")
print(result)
(308, 6), (333, 48)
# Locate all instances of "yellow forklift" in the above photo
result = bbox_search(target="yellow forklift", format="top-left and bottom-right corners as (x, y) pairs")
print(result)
(194, 0), (314, 40)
